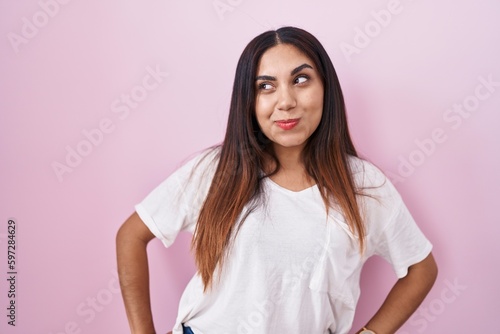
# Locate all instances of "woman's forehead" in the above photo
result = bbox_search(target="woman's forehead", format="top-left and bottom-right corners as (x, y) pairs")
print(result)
(257, 44), (314, 75)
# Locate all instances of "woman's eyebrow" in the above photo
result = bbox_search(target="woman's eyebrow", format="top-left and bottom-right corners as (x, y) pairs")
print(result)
(291, 63), (313, 76)
(255, 75), (276, 81)
(255, 63), (314, 81)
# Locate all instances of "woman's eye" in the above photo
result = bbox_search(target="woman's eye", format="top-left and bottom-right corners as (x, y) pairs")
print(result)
(258, 83), (273, 90)
(295, 75), (309, 85)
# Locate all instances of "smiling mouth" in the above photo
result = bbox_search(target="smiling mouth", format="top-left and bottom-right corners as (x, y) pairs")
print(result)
(275, 118), (300, 130)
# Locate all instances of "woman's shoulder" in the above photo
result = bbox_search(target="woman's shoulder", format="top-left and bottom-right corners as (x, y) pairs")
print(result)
(164, 145), (222, 187)
(178, 145), (221, 172)
(347, 155), (387, 188)
(347, 155), (405, 205)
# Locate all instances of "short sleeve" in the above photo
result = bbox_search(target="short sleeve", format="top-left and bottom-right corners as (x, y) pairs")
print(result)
(375, 188), (432, 278)
(354, 158), (433, 278)
(135, 148), (219, 248)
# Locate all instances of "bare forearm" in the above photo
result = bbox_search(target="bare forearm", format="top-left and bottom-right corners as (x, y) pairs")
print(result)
(117, 225), (156, 334)
(360, 253), (438, 334)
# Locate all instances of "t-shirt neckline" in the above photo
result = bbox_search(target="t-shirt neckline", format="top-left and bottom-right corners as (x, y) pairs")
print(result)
(265, 177), (318, 195)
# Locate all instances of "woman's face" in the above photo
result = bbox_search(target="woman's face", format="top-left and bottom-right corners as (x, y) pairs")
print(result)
(254, 43), (324, 154)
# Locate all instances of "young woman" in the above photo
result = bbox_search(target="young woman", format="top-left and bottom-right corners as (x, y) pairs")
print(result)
(116, 26), (438, 334)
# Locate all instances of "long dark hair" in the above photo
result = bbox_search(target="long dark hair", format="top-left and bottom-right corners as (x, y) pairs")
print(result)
(192, 26), (364, 291)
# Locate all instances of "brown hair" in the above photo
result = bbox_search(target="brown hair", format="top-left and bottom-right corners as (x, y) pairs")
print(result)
(191, 26), (366, 291)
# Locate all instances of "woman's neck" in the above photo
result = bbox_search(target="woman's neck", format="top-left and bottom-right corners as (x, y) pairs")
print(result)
(272, 143), (305, 171)
(263, 143), (316, 191)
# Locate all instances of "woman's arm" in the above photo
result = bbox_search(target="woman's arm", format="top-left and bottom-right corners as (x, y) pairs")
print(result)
(356, 252), (438, 334)
(116, 212), (157, 334)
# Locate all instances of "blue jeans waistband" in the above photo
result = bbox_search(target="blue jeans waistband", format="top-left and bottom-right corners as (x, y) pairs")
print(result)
(182, 324), (195, 334)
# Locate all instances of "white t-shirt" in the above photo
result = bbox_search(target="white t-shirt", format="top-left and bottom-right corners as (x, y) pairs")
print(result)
(135, 147), (432, 334)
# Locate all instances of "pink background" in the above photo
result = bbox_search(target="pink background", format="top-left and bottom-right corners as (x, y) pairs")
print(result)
(1, 0), (499, 333)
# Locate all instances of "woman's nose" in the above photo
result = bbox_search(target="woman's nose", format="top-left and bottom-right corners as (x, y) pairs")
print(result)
(276, 86), (297, 111)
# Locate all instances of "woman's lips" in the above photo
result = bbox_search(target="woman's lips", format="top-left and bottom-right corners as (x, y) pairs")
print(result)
(275, 118), (300, 130)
